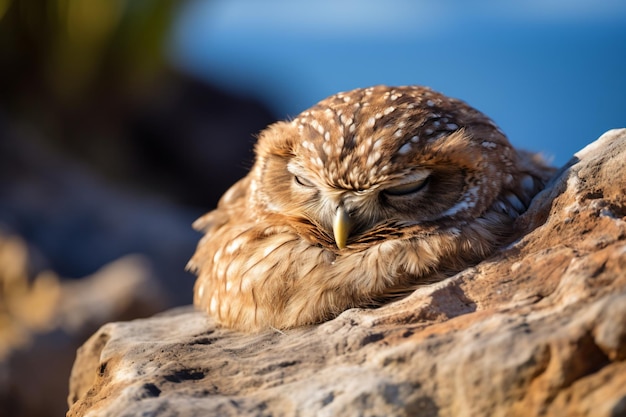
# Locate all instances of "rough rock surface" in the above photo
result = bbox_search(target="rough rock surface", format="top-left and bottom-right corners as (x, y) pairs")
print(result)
(67, 129), (626, 417)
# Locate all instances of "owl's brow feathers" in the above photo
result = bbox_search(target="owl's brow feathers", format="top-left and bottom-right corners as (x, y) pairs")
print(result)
(189, 85), (555, 332)
(289, 87), (496, 192)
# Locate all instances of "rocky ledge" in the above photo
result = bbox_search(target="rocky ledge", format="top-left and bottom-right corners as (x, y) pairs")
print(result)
(67, 129), (626, 417)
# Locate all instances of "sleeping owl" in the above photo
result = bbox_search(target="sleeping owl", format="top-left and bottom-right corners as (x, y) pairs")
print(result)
(188, 85), (554, 331)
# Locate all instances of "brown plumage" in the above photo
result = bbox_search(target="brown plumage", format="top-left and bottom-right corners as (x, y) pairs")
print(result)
(188, 85), (555, 332)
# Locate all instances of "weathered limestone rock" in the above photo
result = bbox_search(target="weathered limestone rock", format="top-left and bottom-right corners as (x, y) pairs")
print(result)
(67, 129), (626, 417)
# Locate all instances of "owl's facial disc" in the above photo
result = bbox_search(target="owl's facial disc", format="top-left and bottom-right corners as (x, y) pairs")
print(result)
(288, 160), (434, 249)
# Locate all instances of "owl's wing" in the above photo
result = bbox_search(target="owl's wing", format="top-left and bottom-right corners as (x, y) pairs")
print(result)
(517, 149), (557, 191)
(187, 176), (251, 275)
(192, 176), (251, 233)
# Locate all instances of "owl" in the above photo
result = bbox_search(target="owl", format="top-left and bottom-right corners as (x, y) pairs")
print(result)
(188, 85), (554, 332)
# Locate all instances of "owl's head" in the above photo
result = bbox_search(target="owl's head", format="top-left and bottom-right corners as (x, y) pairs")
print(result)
(249, 86), (525, 251)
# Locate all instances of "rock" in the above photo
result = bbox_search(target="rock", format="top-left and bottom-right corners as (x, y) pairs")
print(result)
(66, 129), (626, 417)
(0, 232), (166, 417)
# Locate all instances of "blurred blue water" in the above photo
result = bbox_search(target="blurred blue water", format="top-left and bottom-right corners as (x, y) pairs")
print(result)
(169, 0), (626, 166)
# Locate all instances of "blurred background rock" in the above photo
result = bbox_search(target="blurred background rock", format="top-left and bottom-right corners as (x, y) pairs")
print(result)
(0, 1), (624, 416)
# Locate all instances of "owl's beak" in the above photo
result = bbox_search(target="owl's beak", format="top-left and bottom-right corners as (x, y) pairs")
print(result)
(333, 206), (353, 250)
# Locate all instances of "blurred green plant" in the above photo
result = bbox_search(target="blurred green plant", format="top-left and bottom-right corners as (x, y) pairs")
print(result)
(0, 0), (179, 108)
(0, 0), (189, 188)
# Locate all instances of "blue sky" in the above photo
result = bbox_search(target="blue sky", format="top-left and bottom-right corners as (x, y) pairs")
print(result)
(168, 0), (626, 166)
